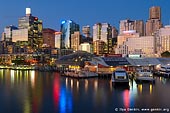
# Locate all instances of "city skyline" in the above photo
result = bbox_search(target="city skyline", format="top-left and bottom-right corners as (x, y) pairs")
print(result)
(0, 0), (170, 35)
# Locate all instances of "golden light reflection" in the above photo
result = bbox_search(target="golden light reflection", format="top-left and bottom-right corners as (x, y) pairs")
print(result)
(94, 80), (98, 91)
(149, 84), (153, 94)
(0, 70), (4, 79)
(160, 77), (162, 81)
(138, 84), (142, 93)
(76, 80), (79, 90)
(66, 78), (68, 88)
(30, 71), (35, 88)
(109, 80), (112, 91)
(10, 70), (15, 84)
(71, 79), (73, 89)
(85, 79), (88, 92)
(23, 97), (31, 113)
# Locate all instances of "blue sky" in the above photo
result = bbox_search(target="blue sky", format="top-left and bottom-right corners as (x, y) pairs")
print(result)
(0, 0), (170, 34)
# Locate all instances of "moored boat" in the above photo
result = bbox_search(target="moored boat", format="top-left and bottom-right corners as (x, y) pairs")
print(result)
(134, 69), (155, 83)
(111, 68), (129, 85)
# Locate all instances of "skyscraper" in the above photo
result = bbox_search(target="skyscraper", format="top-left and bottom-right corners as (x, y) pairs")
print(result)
(42, 28), (56, 48)
(145, 6), (162, 36)
(93, 23), (112, 55)
(60, 20), (79, 49)
(71, 31), (81, 51)
(4, 25), (18, 42)
(18, 8), (43, 49)
(119, 19), (144, 36)
(55, 32), (62, 49)
(149, 6), (161, 20)
(82, 25), (90, 38)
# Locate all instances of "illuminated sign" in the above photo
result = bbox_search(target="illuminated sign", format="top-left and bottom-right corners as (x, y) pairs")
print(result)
(61, 20), (66, 24)
(128, 54), (141, 58)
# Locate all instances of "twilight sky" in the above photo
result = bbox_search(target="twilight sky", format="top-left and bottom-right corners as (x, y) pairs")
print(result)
(0, 0), (170, 34)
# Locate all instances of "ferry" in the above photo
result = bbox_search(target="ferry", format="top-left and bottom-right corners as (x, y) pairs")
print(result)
(134, 69), (155, 83)
(156, 64), (170, 77)
(111, 68), (129, 85)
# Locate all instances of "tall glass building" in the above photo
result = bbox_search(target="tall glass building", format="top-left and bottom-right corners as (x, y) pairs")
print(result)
(4, 25), (18, 42)
(18, 8), (43, 49)
(60, 20), (79, 49)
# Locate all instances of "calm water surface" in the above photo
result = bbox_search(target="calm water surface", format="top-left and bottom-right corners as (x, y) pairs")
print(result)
(0, 69), (170, 113)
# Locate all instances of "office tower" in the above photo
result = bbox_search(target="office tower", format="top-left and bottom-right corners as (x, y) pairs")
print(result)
(18, 8), (43, 49)
(149, 6), (161, 20)
(112, 27), (118, 38)
(119, 19), (144, 36)
(42, 28), (56, 48)
(12, 29), (28, 42)
(4, 25), (18, 42)
(145, 6), (162, 36)
(93, 23), (112, 55)
(60, 20), (79, 49)
(82, 25), (90, 38)
(55, 32), (62, 48)
(71, 31), (81, 51)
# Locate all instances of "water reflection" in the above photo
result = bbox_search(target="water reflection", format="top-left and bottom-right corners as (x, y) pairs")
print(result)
(0, 70), (170, 113)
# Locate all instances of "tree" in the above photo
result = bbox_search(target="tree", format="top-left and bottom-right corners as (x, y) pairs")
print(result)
(161, 51), (170, 57)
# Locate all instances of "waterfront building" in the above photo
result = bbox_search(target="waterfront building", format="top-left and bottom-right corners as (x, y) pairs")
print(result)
(117, 30), (140, 46)
(119, 19), (144, 36)
(93, 23), (112, 55)
(116, 35), (156, 57)
(82, 25), (90, 38)
(55, 32), (62, 49)
(3, 25), (18, 42)
(79, 42), (93, 54)
(42, 28), (56, 48)
(18, 8), (43, 49)
(155, 25), (170, 55)
(71, 31), (81, 51)
(145, 6), (162, 36)
(60, 20), (79, 49)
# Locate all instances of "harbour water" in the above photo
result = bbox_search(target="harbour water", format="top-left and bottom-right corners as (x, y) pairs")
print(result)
(0, 69), (170, 113)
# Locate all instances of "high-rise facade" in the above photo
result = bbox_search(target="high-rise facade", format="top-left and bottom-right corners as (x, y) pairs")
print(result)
(12, 29), (28, 42)
(149, 6), (161, 20)
(60, 20), (79, 49)
(42, 28), (56, 48)
(93, 23), (112, 55)
(119, 19), (144, 36)
(18, 8), (43, 49)
(55, 32), (62, 49)
(4, 25), (18, 42)
(71, 31), (81, 51)
(82, 25), (90, 38)
(155, 25), (170, 55)
(116, 36), (156, 57)
(145, 6), (162, 36)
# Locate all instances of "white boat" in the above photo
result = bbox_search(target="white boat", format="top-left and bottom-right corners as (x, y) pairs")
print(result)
(111, 68), (129, 85)
(157, 65), (170, 77)
(134, 69), (155, 82)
